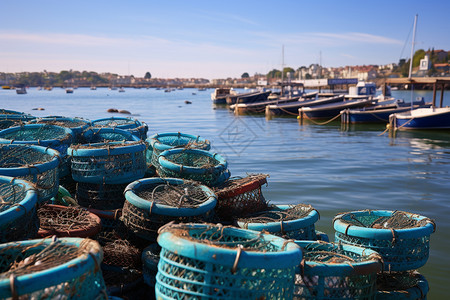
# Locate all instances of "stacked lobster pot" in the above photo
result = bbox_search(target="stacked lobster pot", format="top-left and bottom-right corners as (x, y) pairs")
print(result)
(0, 237), (107, 299)
(0, 144), (61, 203)
(122, 178), (217, 243)
(68, 140), (147, 234)
(0, 109), (35, 130)
(91, 116), (148, 140)
(153, 222), (302, 299)
(0, 124), (73, 178)
(0, 176), (39, 243)
(236, 204), (323, 241)
(333, 210), (435, 299)
(27, 116), (90, 144)
(213, 174), (270, 224)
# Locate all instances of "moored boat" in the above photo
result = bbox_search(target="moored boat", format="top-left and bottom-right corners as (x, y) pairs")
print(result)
(300, 97), (376, 120)
(211, 87), (237, 105)
(389, 106), (450, 130)
(266, 94), (345, 116)
(226, 90), (272, 105)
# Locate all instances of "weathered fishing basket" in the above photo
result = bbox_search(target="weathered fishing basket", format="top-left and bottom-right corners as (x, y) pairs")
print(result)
(37, 204), (102, 238)
(122, 178), (217, 242)
(148, 132), (211, 168)
(0, 144), (60, 203)
(0, 109), (35, 121)
(142, 243), (161, 288)
(333, 210), (436, 272)
(158, 148), (230, 187)
(76, 182), (127, 210)
(91, 116), (148, 140)
(28, 117), (90, 143)
(293, 241), (383, 300)
(81, 127), (141, 144)
(213, 174), (269, 222)
(0, 237), (106, 299)
(68, 140), (147, 184)
(0, 124), (73, 178)
(156, 223), (302, 300)
(0, 118), (25, 130)
(377, 271), (429, 299)
(237, 204), (320, 240)
(0, 176), (39, 243)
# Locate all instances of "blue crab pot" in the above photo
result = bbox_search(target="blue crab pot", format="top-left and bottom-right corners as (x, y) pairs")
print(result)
(81, 127), (141, 144)
(376, 271), (429, 300)
(91, 117), (148, 140)
(27, 117), (90, 143)
(0, 176), (39, 243)
(333, 210), (435, 272)
(156, 223), (302, 300)
(0, 144), (61, 203)
(68, 141), (146, 184)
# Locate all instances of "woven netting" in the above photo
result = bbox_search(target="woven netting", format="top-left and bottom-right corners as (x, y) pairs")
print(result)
(122, 200), (213, 243)
(237, 204), (317, 240)
(31, 118), (88, 129)
(0, 238), (106, 299)
(158, 150), (228, 187)
(0, 182), (39, 243)
(70, 141), (146, 184)
(102, 239), (141, 269)
(76, 182), (127, 210)
(92, 118), (148, 139)
(133, 180), (213, 209)
(0, 109), (26, 116)
(156, 223), (298, 299)
(213, 174), (269, 222)
(377, 271), (428, 299)
(0, 119), (24, 130)
(0, 145), (60, 202)
(294, 243), (380, 299)
(142, 243), (161, 288)
(334, 210), (435, 272)
(101, 265), (143, 297)
(0, 124), (71, 142)
(83, 131), (134, 143)
(37, 205), (101, 238)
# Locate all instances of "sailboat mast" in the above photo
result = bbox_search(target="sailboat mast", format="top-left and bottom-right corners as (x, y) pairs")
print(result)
(281, 45), (285, 82)
(408, 14), (418, 80)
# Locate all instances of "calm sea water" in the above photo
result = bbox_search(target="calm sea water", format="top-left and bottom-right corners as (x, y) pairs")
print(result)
(1, 87), (450, 298)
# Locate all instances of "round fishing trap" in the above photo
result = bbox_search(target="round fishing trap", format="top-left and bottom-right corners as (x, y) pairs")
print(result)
(0, 124), (73, 157)
(213, 174), (269, 222)
(28, 117), (90, 143)
(158, 148), (230, 187)
(293, 241), (383, 300)
(333, 210), (436, 272)
(37, 204), (102, 238)
(76, 182), (127, 210)
(0, 109), (35, 121)
(377, 271), (428, 299)
(91, 117), (148, 140)
(68, 140), (147, 184)
(237, 204), (320, 240)
(101, 264), (143, 297)
(148, 132), (211, 168)
(142, 243), (161, 288)
(122, 178), (217, 242)
(0, 118), (25, 130)
(0, 144), (60, 203)
(156, 223), (302, 300)
(0, 176), (39, 243)
(81, 127), (141, 144)
(0, 237), (106, 299)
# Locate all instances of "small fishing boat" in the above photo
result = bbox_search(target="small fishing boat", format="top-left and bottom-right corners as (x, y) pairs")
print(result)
(211, 87), (237, 105)
(118, 87), (125, 92)
(300, 97), (376, 120)
(15, 86), (27, 94)
(226, 90), (272, 105)
(266, 94), (345, 116)
(389, 107), (450, 130)
(65, 88), (74, 94)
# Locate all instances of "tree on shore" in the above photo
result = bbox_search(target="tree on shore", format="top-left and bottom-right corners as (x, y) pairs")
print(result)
(241, 72), (249, 78)
(144, 72), (152, 80)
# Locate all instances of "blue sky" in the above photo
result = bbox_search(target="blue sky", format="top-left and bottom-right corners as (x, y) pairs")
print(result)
(1, 0), (449, 79)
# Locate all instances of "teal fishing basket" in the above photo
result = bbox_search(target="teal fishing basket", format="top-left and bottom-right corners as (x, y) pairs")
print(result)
(0, 109), (35, 121)
(293, 241), (382, 300)
(28, 117), (90, 143)
(91, 117), (148, 140)
(0, 118), (26, 130)
(148, 132), (210, 168)
(377, 271), (429, 299)
(158, 148), (230, 187)
(122, 177), (217, 242)
(333, 210), (436, 272)
(68, 141), (147, 184)
(0, 237), (106, 299)
(81, 127), (141, 144)
(0, 124), (73, 156)
(237, 204), (320, 240)
(76, 182), (128, 210)
(0, 176), (39, 243)
(0, 144), (60, 203)
(156, 223), (302, 300)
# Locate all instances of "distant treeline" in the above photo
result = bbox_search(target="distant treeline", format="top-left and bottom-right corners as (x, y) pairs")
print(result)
(1, 70), (110, 87)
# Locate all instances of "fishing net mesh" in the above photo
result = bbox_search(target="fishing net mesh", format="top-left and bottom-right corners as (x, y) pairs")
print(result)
(0, 181), (39, 243)
(0, 238), (106, 299)
(213, 174), (269, 222)
(70, 141), (146, 183)
(76, 182), (127, 210)
(294, 243), (379, 299)
(0, 124), (71, 142)
(238, 204), (317, 240)
(377, 271), (423, 291)
(32, 119), (87, 129)
(101, 239), (141, 269)
(336, 210), (433, 229)
(156, 223), (296, 299)
(93, 119), (137, 127)
(0, 119), (24, 130)
(37, 205), (101, 237)
(84, 131), (132, 143)
(0, 145), (60, 202)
